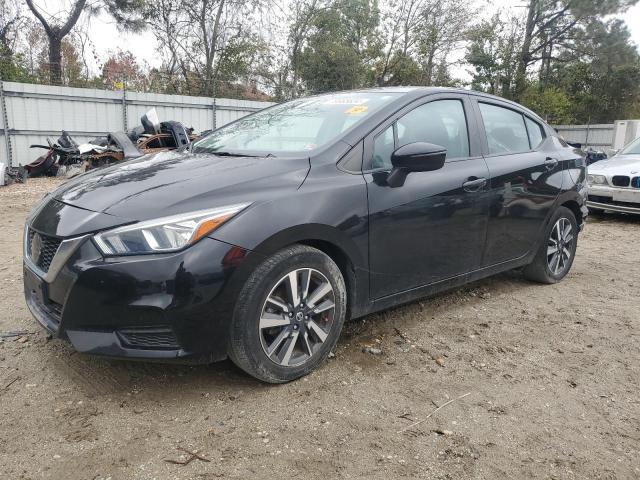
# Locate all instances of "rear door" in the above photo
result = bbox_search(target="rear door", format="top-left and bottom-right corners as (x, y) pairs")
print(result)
(365, 93), (490, 299)
(471, 98), (563, 266)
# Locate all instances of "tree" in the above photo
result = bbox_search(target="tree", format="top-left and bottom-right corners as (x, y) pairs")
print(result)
(24, 0), (86, 85)
(295, 0), (382, 93)
(513, 0), (639, 100)
(286, 0), (323, 97)
(376, 0), (473, 87)
(520, 85), (573, 123)
(145, 0), (271, 97)
(102, 49), (148, 90)
(547, 19), (640, 122)
(413, 0), (473, 86)
(0, 0), (31, 80)
(24, 0), (146, 85)
(466, 12), (522, 98)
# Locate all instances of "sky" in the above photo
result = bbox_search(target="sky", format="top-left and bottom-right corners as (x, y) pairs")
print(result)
(29, 0), (640, 75)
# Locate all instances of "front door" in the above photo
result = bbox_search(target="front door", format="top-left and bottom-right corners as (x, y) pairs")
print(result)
(365, 95), (490, 299)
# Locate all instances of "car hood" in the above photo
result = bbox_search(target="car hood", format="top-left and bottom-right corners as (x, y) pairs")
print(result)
(52, 150), (310, 222)
(588, 154), (640, 175)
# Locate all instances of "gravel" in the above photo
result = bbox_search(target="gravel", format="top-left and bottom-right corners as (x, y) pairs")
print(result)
(1, 178), (639, 479)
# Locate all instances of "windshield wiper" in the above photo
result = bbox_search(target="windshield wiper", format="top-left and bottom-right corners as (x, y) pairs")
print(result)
(193, 146), (274, 158)
(200, 149), (261, 158)
(212, 151), (249, 157)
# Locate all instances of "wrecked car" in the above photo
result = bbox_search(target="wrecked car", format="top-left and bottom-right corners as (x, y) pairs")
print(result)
(26, 109), (197, 178)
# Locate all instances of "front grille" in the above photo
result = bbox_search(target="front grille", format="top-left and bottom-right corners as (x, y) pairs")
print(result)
(48, 300), (63, 319)
(117, 328), (180, 350)
(632, 177), (640, 188)
(27, 291), (62, 328)
(612, 175), (630, 187)
(28, 229), (62, 273)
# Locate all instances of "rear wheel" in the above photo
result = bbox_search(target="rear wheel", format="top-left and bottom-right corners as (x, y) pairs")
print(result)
(523, 206), (578, 284)
(228, 245), (346, 383)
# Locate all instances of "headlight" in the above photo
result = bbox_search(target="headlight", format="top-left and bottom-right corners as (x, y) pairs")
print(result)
(587, 174), (606, 185)
(93, 203), (250, 256)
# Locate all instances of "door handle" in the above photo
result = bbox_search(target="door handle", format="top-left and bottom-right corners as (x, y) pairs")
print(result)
(462, 177), (487, 192)
(544, 157), (558, 170)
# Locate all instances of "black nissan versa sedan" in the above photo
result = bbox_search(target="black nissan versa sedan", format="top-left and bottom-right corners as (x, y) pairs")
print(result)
(23, 87), (587, 382)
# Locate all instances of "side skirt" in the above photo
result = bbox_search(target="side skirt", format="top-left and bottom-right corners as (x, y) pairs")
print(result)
(360, 253), (533, 318)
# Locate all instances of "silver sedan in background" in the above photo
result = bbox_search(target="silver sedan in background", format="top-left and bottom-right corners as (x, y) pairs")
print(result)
(587, 137), (640, 214)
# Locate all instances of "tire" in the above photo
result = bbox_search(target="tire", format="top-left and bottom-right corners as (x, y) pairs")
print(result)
(523, 206), (578, 284)
(228, 244), (346, 383)
(26, 151), (56, 177)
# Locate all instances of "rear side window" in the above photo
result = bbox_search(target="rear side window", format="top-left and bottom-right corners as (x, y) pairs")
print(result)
(525, 117), (545, 149)
(479, 103), (530, 155)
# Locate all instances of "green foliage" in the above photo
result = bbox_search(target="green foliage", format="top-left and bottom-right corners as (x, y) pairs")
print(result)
(1, 0), (639, 115)
(520, 85), (574, 124)
(380, 53), (423, 86)
(297, 0), (382, 93)
(544, 19), (640, 123)
(467, 5), (640, 123)
(466, 12), (521, 99)
(0, 47), (31, 81)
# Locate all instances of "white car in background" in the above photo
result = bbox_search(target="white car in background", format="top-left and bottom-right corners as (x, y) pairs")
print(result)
(587, 137), (640, 214)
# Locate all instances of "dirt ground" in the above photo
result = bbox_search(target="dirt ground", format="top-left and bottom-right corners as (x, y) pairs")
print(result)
(0, 178), (639, 480)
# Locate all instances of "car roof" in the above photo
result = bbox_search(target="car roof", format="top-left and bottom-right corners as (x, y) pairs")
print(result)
(341, 86), (546, 124)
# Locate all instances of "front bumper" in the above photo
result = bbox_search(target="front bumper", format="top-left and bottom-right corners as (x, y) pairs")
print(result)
(23, 204), (263, 363)
(587, 185), (640, 214)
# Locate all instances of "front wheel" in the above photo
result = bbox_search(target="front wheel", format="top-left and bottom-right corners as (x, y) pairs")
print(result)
(228, 245), (346, 383)
(523, 206), (578, 284)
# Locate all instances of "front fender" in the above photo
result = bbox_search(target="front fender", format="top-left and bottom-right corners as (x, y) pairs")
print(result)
(210, 165), (371, 316)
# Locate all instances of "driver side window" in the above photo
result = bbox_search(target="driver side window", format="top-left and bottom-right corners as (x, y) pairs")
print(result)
(370, 99), (469, 170)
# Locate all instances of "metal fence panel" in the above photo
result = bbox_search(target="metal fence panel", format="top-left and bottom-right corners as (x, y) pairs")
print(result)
(553, 124), (614, 149)
(0, 81), (274, 166)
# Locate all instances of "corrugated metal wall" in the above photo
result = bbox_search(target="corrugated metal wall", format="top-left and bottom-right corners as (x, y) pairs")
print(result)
(0, 81), (274, 166)
(553, 124), (614, 149)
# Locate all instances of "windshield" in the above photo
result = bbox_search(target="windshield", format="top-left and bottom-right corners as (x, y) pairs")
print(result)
(620, 137), (640, 155)
(193, 92), (401, 155)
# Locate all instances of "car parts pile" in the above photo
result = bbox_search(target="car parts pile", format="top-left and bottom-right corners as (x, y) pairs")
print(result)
(566, 141), (608, 165)
(25, 109), (200, 178)
(0, 162), (27, 186)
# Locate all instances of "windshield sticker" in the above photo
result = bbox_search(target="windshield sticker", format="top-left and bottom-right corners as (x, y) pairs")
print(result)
(323, 97), (370, 105)
(344, 105), (368, 115)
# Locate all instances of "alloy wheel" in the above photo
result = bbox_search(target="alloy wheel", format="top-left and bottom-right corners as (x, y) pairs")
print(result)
(547, 217), (574, 276)
(259, 268), (336, 367)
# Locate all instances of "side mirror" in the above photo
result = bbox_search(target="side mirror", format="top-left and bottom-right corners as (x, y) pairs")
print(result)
(387, 142), (446, 188)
